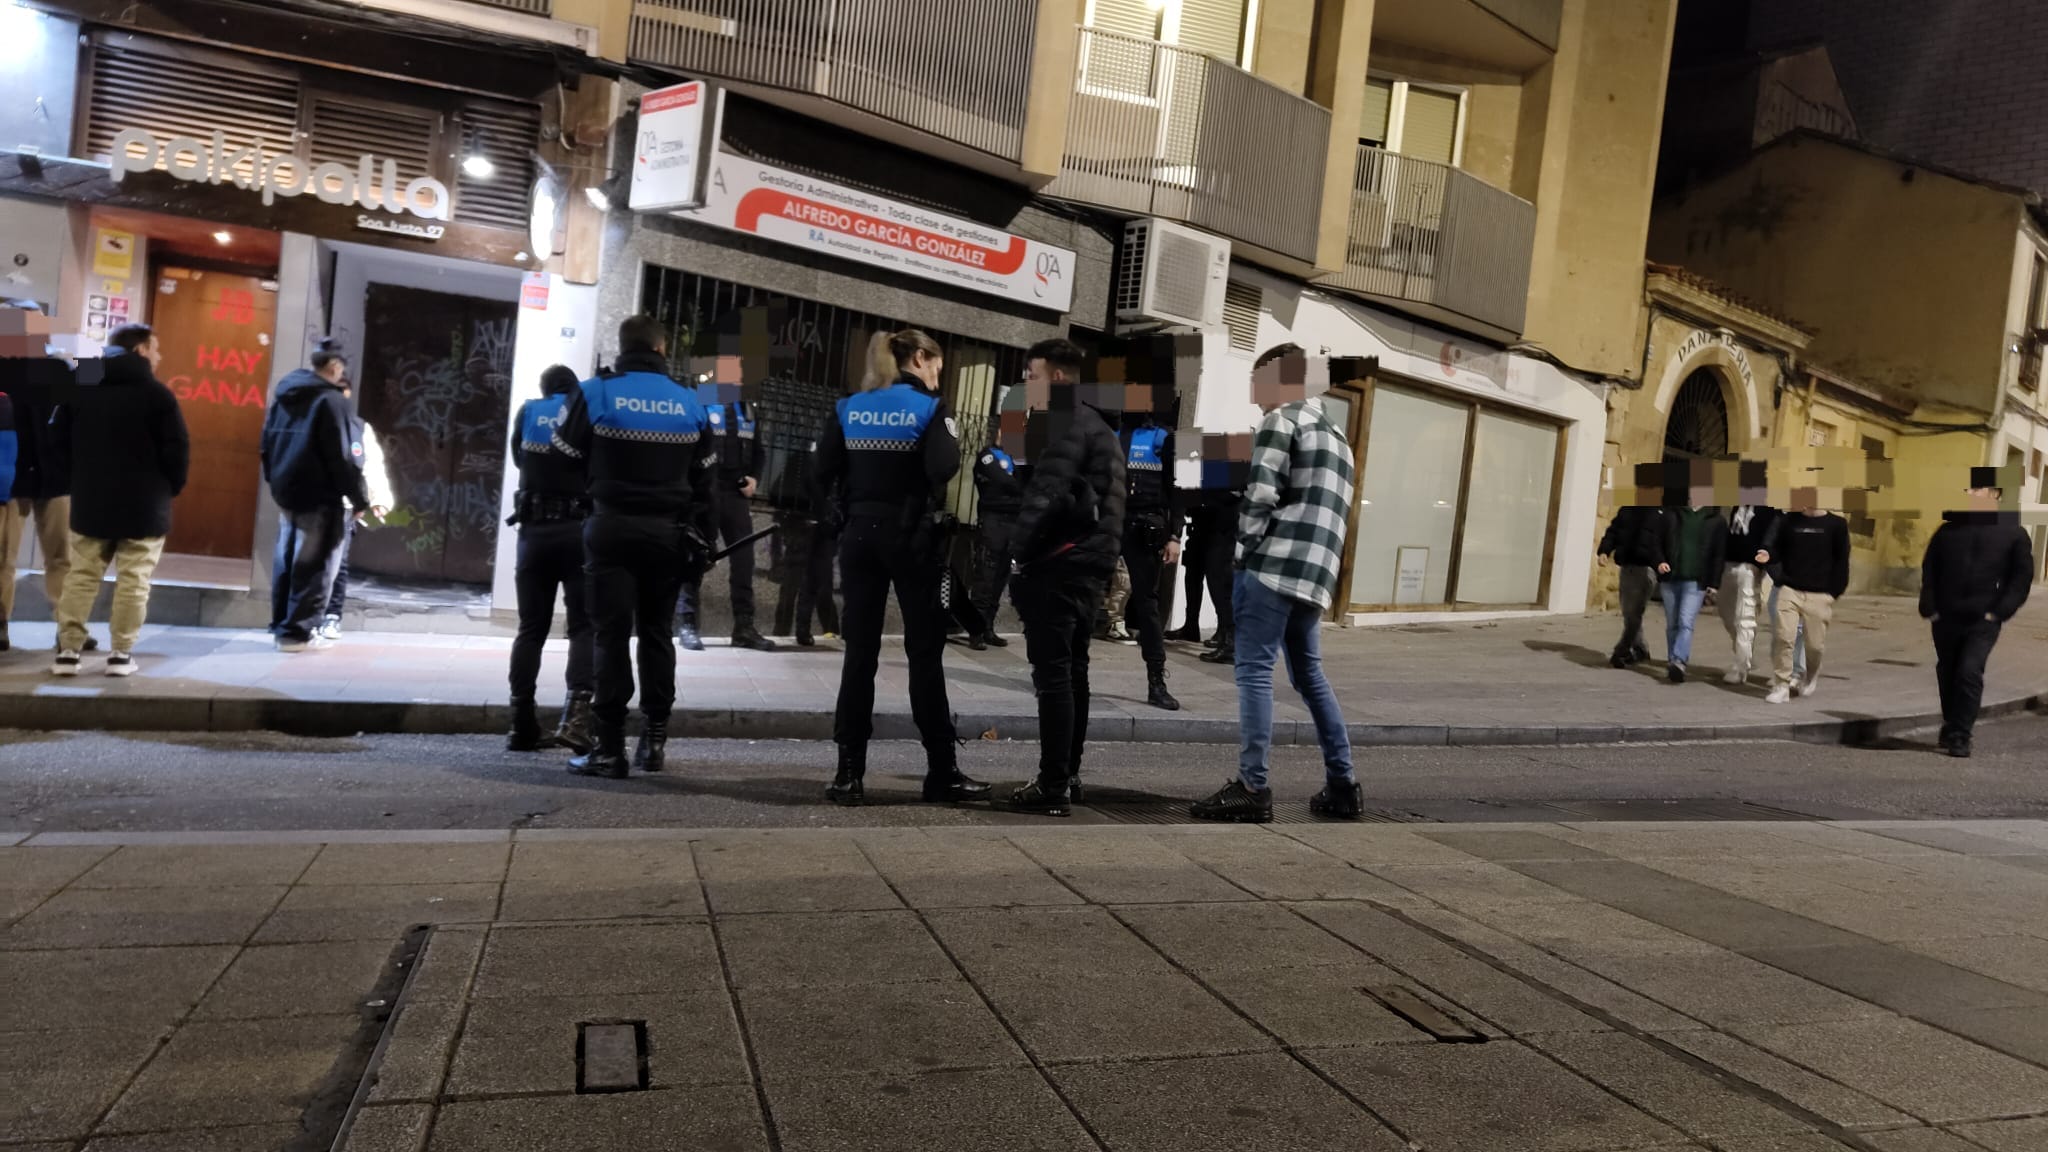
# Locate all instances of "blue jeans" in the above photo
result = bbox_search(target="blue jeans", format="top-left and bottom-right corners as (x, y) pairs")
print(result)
(1234, 571), (1353, 792)
(1660, 580), (1707, 667)
(1766, 582), (1808, 681)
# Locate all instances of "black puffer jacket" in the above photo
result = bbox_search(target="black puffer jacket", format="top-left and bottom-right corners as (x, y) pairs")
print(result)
(48, 352), (189, 540)
(0, 355), (73, 500)
(1597, 505), (1665, 567)
(1919, 511), (2034, 622)
(1013, 403), (1125, 573)
(262, 369), (370, 514)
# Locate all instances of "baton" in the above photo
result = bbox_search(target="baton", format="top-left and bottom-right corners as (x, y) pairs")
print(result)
(708, 522), (781, 564)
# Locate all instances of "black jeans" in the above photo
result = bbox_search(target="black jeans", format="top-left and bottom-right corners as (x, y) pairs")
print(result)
(677, 490), (758, 629)
(1015, 560), (1107, 790)
(586, 514), (688, 733)
(1933, 615), (2001, 743)
(971, 513), (1019, 631)
(510, 519), (595, 701)
(324, 520), (355, 619)
(1184, 505), (1235, 637)
(789, 519), (840, 637)
(832, 515), (956, 751)
(1123, 513), (1169, 670)
(274, 504), (349, 643)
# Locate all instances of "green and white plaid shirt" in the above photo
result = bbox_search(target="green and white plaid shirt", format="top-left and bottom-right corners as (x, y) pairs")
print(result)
(1236, 397), (1355, 610)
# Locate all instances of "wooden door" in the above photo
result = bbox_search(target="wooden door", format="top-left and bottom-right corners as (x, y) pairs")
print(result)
(152, 267), (276, 559)
(349, 283), (514, 588)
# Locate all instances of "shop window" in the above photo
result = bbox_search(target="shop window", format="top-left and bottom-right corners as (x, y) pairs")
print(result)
(1455, 411), (1559, 605)
(1351, 385), (1469, 605)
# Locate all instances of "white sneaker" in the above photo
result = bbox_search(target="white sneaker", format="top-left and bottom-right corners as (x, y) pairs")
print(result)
(105, 652), (137, 677)
(52, 650), (81, 677)
(1794, 677), (1819, 698)
(307, 634), (336, 651)
(1723, 668), (1747, 686)
(317, 615), (343, 641)
(1765, 685), (1791, 704)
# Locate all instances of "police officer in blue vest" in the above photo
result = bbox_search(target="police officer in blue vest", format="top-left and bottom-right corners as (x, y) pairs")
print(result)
(549, 316), (716, 779)
(968, 439), (1022, 649)
(505, 364), (595, 755)
(814, 328), (989, 806)
(676, 388), (776, 652)
(1124, 415), (1183, 710)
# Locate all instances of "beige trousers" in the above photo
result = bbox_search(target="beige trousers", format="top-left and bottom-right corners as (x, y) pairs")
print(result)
(1772, 588), (1834, 688)
(0, 496), (74, 622)
(55, 532), (166, 655)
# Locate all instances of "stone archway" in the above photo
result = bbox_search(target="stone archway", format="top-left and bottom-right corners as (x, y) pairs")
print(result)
(1664, 367), (1731, 465)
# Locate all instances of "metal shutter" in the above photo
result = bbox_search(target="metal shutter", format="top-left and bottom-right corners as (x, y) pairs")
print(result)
(1361, 77), (1394, 145)
(84, 36), (300, 181)
(1176, 0), (1247, 64)
(1400, 87), (1461, 166)
(453, 101), (540, 232)
(1222, 279), (1262, 352)
(307, 96), (441, 188)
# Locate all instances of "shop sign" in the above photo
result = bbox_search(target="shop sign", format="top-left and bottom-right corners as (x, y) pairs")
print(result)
(108, 128), (453, 221)
(355, 215), (447, 241)
(1674, 328), (1756, 394)
(678, 154), (1076, 312)
(520, 271), (550, 311)
(93, 229), (136, 278)
(631, 81), (711, 213)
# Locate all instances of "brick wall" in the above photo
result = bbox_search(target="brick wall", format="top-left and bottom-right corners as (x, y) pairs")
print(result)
(1750, 0), (2048, 194)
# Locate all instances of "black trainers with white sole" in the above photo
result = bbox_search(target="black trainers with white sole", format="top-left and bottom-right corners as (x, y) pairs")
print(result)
(52, 650), (82, 677)
(105, 652), (137, 677)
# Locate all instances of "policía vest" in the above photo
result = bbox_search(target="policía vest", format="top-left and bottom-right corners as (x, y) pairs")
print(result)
(516, 394), (584, 499)
(837, 380), (941, 508)
(1127, 425), (1169, 511)
(579, 370), (710, 515)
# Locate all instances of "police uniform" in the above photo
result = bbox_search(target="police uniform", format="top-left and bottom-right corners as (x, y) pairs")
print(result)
(1122, 421), (1182, 707)
(813, 374), (986, 805)
(677, 394), (773, 648)
(550, 350), (716, 776)
(505, 389), (594, 751)
(969, 445), (1022, 639)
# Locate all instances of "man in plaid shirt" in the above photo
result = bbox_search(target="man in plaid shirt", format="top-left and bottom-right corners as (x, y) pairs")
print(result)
(1192, 346), (1361, 823)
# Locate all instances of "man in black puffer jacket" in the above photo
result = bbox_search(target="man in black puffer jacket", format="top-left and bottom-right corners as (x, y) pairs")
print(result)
(262, 339), (371, 653)
(994, 338), (1125, 817)
(1597, 464), (1670, 668)
(1919, 469), (2035, 757)
(45, 324), (189, 676)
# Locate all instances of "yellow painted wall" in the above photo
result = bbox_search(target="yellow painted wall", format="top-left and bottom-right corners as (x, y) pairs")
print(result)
(1361, 47), (1526, 194)
(1649, 137), (2022, 413)
(1253, 0), (1318, 94)
(553, 0), (631, 61)
(1311, 0), (1380, 273)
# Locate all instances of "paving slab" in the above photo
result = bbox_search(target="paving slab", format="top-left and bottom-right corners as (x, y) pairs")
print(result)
(1200, 959), (1451, 1050)
(1114, 902), (1369, 975)
(738, 981), (1026, 1084)
(1308, 1041), (1686, 1152)
(401, 928), (483, 1005)
(364, 998), (460, 1105)
(470, 921), (722, 998)
(1567, 949), (1891, 1029)
(1504, 860), (1870, 953)
(1144, 830), (1417, 901)
(252, 884), (498, 944)
(1657, 1030), (1913, 1129)
(716, 910), (958, 989)
(1278, 826), (1490, 867)
(693, 835), (902, 914)
(426, 1087), (770, 1152)
(1728, 1015), (2048, 1123)
(496, 840), (703, 921)
(193, 940), (395, 1020)
(445, 991), (747, 1096)
(72, 845), (319, 889)
(1527, 1032), (1817, 1142)
(300, 843), (510, 887)
(82, 1123), (303, 1151)
(925, 907), (1176, 981)
(855, 835), (1087, 910)
(1006, 833), (1256, 904)
(1863, 1130), (1992, 1152)
(1950, 1117), (2048, 1151)
(978, 971), (1274, 1063)
(100, 1015), (359, 1132)
(0, 946), (236, 1032)
(0, 845), (117, 891)
(766, 1067), (1097, 1152)
(0, 1028), (164, 1142)
(1896, 935), (2048, 996)
(1745, 942), (2048, 1019)
(4, 886), (285, 950)
(1051, 1052), (1410, 1152)
(340, 1103), (431, 1152)
(1915, 1003), (2048, 1067)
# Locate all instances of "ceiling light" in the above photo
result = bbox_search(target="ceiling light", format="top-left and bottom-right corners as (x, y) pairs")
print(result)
(212, 230), (232, 245)
(462, 153), (496, 180)
(585, 186), (610, 212)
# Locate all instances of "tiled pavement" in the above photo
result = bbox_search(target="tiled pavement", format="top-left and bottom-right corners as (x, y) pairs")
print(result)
(4, 821), (2048, 1150)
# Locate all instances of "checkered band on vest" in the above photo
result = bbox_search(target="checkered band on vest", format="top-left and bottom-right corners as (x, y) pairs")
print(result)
(1128, 426), (1167, 471)
(594, 424), (705, 445)
(838, 383), (938, 451)
(588, 372), (710, 441)
(845, 436), (921, 452)
(520, 395), (570, 454)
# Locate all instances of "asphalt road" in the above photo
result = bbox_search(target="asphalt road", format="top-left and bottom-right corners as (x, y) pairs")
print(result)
(3, 712), (2044, 833)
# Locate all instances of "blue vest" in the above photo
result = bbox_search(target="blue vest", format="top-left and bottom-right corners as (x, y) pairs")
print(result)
(583, 371), (709, 445)
(1127, 426), (1167, 472)
(519, 394), (571, 453)
(985, 446), (1015, 474)
(838, 382), (939, 452)
(697, 393), (758, 437)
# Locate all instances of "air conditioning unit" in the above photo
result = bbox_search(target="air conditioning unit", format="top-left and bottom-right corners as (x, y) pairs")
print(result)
(1116, 219), (1229, 329)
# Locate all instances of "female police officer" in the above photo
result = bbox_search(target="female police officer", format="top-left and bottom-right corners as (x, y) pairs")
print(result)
(813, 328), (988, 806)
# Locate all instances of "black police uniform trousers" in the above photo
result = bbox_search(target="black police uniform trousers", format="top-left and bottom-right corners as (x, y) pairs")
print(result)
(833, 514), (956, 752)
(971, 510), (1020, 630)
(510, 518), (594, 702)
(677, 488), (758, 628)
(586, 513), (689, 733)
(1182, 504), (1235, 638)
(1933, 615), (2001, 743)
(1122, 511), (1170, 670)
(1014, 558), (1107, 791)
(775, 515), (840, 637)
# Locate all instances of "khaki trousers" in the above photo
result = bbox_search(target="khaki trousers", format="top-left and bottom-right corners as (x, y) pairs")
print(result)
(1772, 588), (1834, 688)
(0, 496), (74, 621)
(55, 532), (166, 655)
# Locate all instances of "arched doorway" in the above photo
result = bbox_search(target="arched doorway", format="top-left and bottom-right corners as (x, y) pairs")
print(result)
(1664, 368), (1730, 465)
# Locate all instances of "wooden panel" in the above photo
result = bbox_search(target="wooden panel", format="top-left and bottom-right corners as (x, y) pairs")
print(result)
(151, 267), (275, 559)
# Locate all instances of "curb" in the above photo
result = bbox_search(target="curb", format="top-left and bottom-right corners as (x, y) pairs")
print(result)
(9, 690), (2042, 746)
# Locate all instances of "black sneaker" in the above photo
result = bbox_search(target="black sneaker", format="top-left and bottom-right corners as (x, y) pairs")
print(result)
(1199, 643), (1235, 666)
(968, 633), (987, 651)
(1945, 738), (1972, 759)
(1609, 651), (1629, 669)
(1666, 663), (1687, 685)
(677, 622), (706, 652)
(991, 779), (1070, 818)
(1167, 623), (1202, 643)
(1631, 646), (1652, 664)
(567, 749), (630, 780)
(982, 632), (1009, 648)
(1191, 779), (1273, 823)
(1310, 780), (1365, 820)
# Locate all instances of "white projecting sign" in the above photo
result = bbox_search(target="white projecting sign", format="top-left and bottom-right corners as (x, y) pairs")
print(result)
(630, 82), (710, 213)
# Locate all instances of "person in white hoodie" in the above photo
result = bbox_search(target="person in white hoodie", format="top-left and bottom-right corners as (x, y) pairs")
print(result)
(320, 382), (393, 640)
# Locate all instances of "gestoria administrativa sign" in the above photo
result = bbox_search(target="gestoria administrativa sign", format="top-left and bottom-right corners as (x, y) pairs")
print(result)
(108, 127), (454, 222)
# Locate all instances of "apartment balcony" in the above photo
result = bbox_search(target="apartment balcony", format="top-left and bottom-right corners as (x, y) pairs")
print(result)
(1045, 26), (1331, 266)
(628, 0), (1038, 165)
(1326, 144), (1536, 339)
(459, 0), (552, 12)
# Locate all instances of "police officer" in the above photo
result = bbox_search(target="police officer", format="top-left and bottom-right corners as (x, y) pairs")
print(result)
(1123, 414), (1183, 710)
(968, 438), (1022, 650)
(550, 316), (716, 779)
(815, 328), (988, 806)
(677, 387), (776, 652)
(505, 364), (595, 755)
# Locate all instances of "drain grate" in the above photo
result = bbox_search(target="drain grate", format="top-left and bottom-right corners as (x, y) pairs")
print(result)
(1366, 985), (1486, 1043)
(577, 1020), (650, 1093)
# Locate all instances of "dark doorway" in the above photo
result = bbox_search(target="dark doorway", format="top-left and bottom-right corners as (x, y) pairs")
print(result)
(1664, 368), (1730, 465)
(349, 283), (515, 588)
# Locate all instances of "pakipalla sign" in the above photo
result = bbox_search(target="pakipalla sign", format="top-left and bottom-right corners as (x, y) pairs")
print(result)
(108, 128), (454, 222)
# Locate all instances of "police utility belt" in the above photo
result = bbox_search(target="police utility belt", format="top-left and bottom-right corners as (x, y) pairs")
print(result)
(515, 493), (591, 524)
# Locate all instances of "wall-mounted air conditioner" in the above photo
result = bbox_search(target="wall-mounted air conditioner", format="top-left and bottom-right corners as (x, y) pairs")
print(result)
(1116, 218), (1229, 329)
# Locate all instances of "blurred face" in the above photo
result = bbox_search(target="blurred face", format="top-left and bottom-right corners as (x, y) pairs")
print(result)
(906, 349), (943, 392)
(0, 309), (52, 357)
(317, 359), (347, 385)
(136, 335), (162, 371)
(1251, 352), (1307, 412)
(1022, 356), (1070, 410)
(1967, 485), (2003, 511)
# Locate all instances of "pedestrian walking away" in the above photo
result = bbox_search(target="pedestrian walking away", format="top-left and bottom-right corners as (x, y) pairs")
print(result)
(318, 383), (393, 642)
(990, 339), (1125, 818)
(677, 386), (775, 651)
(550, 316), (716, 779)
(1192, 346), (1361, 824)
(262, 338), (371, 654)
(1649, 464), (1727, 685)
(0, 302), (86, 652)
(815, 327), (987, 807)
(1719, 484), (1780, 685)
(1122, 414), (1183, 710)
(1919, 469), (2033, 757)
(1596, 467), (1667, 668)
(46, 324), (189, 677)
(1759, 490), (1850, 703)
(504, 364), (596, 755)
(968, 437), (1023, 649)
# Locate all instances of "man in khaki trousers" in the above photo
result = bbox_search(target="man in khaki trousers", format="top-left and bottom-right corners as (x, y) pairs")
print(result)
(1759, 489), (1851, 704)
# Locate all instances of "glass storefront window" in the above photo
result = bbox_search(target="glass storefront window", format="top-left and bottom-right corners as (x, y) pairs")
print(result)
(1455, 411), (1559, 605)
(1350, 385), (1468, 605)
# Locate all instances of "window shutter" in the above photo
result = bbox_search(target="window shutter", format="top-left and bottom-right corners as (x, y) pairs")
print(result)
(1222, 279), (1262, 352)
(84, 36), (301, 181)
(307, 96), (440, 188)
(1361, 77), (1394, 146)
(1176, 0), (1248, 63)
(454, 101), (541, 231)
(1088, 0), (1161, 40)
(1400, 87), (1461, 165)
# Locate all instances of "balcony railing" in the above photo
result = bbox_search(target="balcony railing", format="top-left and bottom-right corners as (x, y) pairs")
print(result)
(1326, 144), (1536, 337)
(461, 0), (552, 13)
(628, 0), (1037, 162)
(1047, 27), (1329, 265)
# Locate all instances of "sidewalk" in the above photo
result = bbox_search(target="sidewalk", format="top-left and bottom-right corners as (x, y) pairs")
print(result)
(5, 820), (2048, 1151)
(2, 598), (2043, 745)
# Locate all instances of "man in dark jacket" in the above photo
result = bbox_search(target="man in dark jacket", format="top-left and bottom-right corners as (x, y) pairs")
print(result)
(262, 339), (371, 653)
(46, 324), (189, 676)
(1759, 490), (1851, 702)
(1, 303), (83, 650)
(1597, 487), (1666, 669)
(967, 435), (1023, 649)
(1648, 464), (1727, 685)
(1919, 470), (2034, 757)
(677, 384), (774, 651)
(993, 338), (1126, 817)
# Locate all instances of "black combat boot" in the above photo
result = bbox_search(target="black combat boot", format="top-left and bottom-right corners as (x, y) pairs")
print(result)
(677, 615), (706, 652)
(991, 778), (1070, 818)
(827, 744), (865, 806)
(922, 744), (992, 803)
(506, 697), (543, 752)
(549, 692), (596, 755)
(731, 621), (779, 652)
(1146, 666), (1182, 711)
(568, 723), (629, 780)
(634, 717), (668, 773)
